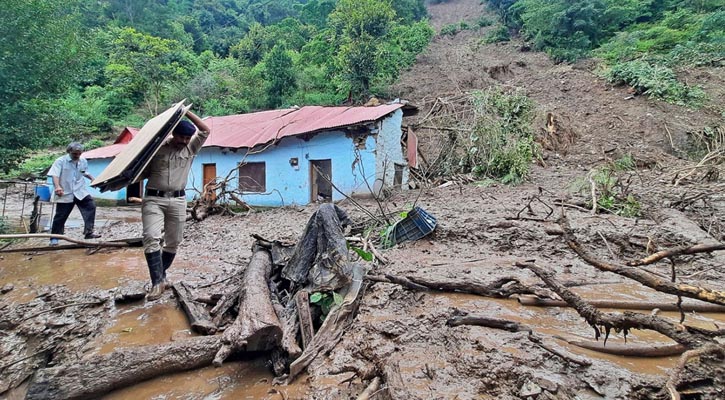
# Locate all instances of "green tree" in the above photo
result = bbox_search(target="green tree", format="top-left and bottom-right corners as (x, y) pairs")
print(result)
(392, 0), (428, 23)
(231, 22), (272, 65)
(329, 0), (395, 99)
(105, 27), (198, 115)
(0, 0), (89, 172)
(173, 52), (255, 116)
(263, 46), (297, 108)
(300, 0), (337, 28)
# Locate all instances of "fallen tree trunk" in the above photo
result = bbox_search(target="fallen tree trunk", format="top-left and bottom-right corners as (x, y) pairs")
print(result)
(628, 243), (725, 266)
(295, 291), (314, 349)
(369, 274), (541, 298)
(560, 217), (725, 306)
(278, 301), (302, 358)
(173, 281), (217, 335)
(213, 247), (282, 366)
(0, 234), (141, 252)
(25, 336), (221, 400)
(560, 338), (686, 357)
(517, 295), (725, 313)
(287, 263), (366, 381)
(446, 315), (591, 367)
(515, 261), (716, 349)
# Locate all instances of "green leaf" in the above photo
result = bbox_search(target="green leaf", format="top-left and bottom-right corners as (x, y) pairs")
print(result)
(309, 292), (323, 303)
(332, 291), (344, 306)
(351, 246), (373, 261)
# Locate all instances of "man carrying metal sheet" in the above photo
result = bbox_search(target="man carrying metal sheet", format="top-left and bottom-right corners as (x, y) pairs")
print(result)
(48, 142), (101, 245)
(141, 109), (210, 301)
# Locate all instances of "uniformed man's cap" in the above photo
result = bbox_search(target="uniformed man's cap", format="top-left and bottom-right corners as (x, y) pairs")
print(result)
(174, 120), (196, 137)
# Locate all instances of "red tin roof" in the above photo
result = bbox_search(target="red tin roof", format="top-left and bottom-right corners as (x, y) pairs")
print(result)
(203, 104), (404, 148)
(84, 104), (403, 159)
(84, 127), (139, 159)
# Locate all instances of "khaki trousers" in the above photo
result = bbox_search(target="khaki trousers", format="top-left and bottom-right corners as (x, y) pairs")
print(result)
(142, 196), (186, 254)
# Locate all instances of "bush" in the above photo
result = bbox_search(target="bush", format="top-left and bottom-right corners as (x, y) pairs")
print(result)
(483, 25), (510, 44)
(605, 60), (706, 107)
(465, 88), (538, 184)
(572, 165), (641, 217)
(476, 15), (496, 28)
(0, 152), (61, 180)
(440, 23), (460, 36)
(84, 138), (106, 150)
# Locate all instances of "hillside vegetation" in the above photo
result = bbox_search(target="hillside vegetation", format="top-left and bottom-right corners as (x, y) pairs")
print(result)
(2, 0), (722, 180)
(1, 0), (433, 173)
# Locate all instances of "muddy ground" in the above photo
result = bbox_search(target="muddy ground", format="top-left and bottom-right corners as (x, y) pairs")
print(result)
(2, 0), (725, 399)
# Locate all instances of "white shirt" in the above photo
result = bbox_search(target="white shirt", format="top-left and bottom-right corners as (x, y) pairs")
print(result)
(48, 154), (91, 203)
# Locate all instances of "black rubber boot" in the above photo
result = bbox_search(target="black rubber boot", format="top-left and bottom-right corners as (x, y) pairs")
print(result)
(161, 251), (176, 289)
(144, 251), (164, 301)
(162, 251), (176, 271)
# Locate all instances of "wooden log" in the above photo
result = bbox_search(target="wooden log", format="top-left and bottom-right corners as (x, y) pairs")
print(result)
(447, 316), (525, 332)
(518, 295), (725, 313)
(561, 338), (687, 357)
(382, 360), (412, 400)
(25, 336), (221, 400)
(561, 216), (725, 306)
(356, 376), (381, 400)
(628, 243), (725, 266)
(173, 281), (217, 335)
(0, 236), (142, 253)
(213, 247), (282, 366)
(515, 261), (714, 349)
(288, 263), (366, 381)
(446, 315), (591, 366)
(370, 274), (539, 298)
(279, 302), (302, 358)
(210, 284), (241, 326)
(295, 291), (314, 349)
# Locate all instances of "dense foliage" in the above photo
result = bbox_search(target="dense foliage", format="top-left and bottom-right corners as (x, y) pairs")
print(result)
(486, 0), (723, 106)
(1, 0), (433, 173)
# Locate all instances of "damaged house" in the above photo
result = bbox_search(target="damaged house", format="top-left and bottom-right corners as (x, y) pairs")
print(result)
(82, 103), (416, 206)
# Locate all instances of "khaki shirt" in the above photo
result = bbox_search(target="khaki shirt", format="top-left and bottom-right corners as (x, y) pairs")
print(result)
(144, 129), (209, 191)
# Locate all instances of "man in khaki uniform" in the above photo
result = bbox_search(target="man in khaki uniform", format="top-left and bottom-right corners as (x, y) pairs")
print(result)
(142, 110), (210, 300)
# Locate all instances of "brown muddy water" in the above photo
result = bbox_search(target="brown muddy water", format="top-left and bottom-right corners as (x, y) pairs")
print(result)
(0, 248), (298, 399)
(408, 288), (725, 377)
(2, 248), (724, 398)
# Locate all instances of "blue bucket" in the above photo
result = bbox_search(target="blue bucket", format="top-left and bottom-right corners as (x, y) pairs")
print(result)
(35, 185), (51, 201)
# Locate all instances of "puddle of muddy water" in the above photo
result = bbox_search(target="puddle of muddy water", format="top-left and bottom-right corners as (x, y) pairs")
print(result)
(1, 248), (302, 400)
(100, 357), (285, 400)
(0, 249), (147, 303)
(414, 288), (725, 377)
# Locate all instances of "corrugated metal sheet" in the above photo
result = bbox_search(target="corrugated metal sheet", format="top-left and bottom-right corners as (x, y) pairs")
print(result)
(85, 104), (404, 162)
(84, 127), (139, 159)
(203, 104), (404, 149)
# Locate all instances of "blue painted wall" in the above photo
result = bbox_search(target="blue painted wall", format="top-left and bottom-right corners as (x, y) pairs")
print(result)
(84, 110), (406, 207)
(47, 158), (127, 202)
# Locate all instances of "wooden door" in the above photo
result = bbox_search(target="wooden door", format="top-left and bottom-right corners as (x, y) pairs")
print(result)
(203, 163), (217, 201)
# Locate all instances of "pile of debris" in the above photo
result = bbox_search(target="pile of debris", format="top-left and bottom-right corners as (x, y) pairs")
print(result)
(23, 204), (368, 399)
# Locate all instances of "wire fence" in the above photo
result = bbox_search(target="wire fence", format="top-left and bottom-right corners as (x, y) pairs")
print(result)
(0, 180), (55, 234)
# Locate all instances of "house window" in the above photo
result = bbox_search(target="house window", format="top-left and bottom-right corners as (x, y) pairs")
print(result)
(239, 162), (266, 192)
